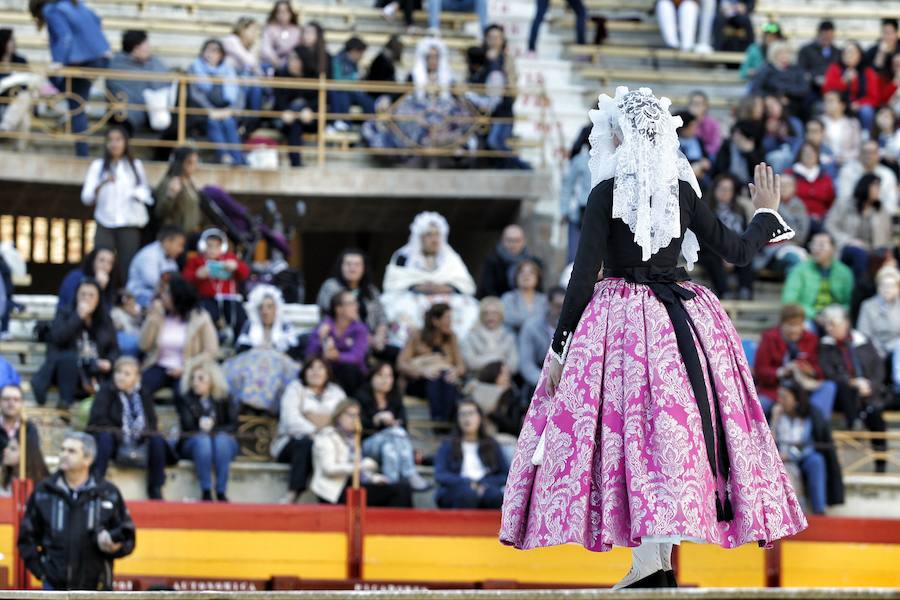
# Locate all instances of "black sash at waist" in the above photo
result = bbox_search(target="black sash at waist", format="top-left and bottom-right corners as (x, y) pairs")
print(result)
(605, 265), (690, 284)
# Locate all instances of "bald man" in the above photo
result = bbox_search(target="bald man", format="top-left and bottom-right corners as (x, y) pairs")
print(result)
(477, 225), (544, 299)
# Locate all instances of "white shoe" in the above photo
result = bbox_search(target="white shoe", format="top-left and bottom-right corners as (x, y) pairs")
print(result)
(612, 542), (663, 590)
(693, 43), (714, 54)
(333, 120), (350, 132)
(407, 472), (432, 492)
(382, 1), (398, 21)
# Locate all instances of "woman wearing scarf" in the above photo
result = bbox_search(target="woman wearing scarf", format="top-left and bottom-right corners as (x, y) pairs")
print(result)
(88, 357), (169, 500)
(499, 87), (807, 588)
(381, 211), (479, 347)
(187, 39), (247, 165)
(226, 284), (300, 415)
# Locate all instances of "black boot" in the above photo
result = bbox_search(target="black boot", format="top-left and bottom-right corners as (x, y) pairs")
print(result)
(623, 570), (669, 588)
(201, 490), (213, 502)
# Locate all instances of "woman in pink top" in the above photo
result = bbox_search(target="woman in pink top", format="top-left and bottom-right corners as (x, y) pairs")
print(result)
(261, 0), (301, 69)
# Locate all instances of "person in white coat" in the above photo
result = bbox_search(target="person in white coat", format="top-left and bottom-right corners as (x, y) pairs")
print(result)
(271, 357), (346, 503)
(311, 399), (413, 507)
(80, 125), (153, 286)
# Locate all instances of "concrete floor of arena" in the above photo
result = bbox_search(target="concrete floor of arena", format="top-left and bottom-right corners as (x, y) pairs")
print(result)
(3, 590), (900, 599)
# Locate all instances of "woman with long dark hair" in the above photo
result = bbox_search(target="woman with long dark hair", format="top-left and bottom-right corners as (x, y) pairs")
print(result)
(57, 246), (116, 311)
(155, 147), (203, 234)
(32, 278), (119, 408)
(356, 361), (430, 491)
(298, 21), (331, 79)
(138, 274), (219, 404)
(434, 398), (508, 509)
(273, 46), (319, 167)
(822, 41), (881, 131)
(80, 125), (152, 285)
(770, 380), (843, 514)
(0, 432), (49, 496)
(825, 172), (891, 280)
(398, 303), (465, 422)
(29, 0), (110, 156)
(261, 0), (301, 69)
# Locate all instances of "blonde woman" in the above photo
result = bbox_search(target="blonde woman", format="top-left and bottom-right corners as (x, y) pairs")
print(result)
(311, 399), (413, 507)
(178, 357), (239, 502)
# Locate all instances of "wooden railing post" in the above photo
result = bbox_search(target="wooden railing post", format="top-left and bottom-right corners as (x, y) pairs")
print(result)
(317, 75), (327, 167)
(176, 78), (187, 145)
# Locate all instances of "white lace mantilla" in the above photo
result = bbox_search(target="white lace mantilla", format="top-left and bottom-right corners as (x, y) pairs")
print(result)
(588, 86), (702, 269)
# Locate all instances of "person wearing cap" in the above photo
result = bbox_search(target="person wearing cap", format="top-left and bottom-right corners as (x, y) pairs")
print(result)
(183, 228), (250, 340)
(740, 21), (783, 80)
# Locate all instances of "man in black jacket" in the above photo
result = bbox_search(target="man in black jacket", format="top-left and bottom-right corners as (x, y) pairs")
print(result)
(797, 20), (839, 96)
(477, 225), (543, 299)
(818, 305), (888, 472)
(18, 432), (135, 590)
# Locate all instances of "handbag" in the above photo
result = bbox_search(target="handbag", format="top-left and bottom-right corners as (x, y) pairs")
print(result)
(115, 441), (149, 469)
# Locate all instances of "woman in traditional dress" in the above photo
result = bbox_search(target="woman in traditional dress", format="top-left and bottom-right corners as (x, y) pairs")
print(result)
(499, 87), (807, 588)
(381, 211), (479, 346)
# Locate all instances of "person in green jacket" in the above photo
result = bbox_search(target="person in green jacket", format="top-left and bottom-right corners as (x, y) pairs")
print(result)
(782, 231), (854, 320)
(740, 22), (785, 80)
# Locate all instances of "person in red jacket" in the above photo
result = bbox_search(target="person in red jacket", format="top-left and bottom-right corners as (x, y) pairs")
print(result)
(785, 141), (835, 232)
(754, 303), (836, 418)
(822, 42), (882, 130)
(183, 228), (250, 343)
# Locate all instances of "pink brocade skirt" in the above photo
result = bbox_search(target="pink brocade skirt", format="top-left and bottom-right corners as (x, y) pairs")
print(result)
(498, 279), (808, 552)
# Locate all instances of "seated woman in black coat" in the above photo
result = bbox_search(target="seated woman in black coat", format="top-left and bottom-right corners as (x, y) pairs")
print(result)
(357, 362), (429, 491)
(434, 398), (509, 509)
(273, 46), (318, 167)
(32, 278), (118, 408)
(177, 357), (239, 502)
(87, 357), (169, 499)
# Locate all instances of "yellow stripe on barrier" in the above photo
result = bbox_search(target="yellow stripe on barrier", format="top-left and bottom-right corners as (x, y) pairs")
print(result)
(782, 542), (900, 588)
(363, 535), (631, 584)
(116, 530), (347, 579)
(679, 542), (766, 588)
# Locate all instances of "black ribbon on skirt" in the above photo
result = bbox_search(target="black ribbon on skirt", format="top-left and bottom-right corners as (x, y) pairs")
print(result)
(607, 266), (734, 522)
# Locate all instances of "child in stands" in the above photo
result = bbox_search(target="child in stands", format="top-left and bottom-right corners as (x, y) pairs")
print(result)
(183, 228), (250, 343)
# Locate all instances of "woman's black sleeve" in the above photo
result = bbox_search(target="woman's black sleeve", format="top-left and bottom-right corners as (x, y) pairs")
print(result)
(688, 182), (792, 267)
(550, 180), (613, 358)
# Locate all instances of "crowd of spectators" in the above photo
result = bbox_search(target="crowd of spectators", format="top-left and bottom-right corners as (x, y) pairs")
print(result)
(2, 0), (530, 169)
(0, 132), (579, 507)
(5, 1), (900, 519)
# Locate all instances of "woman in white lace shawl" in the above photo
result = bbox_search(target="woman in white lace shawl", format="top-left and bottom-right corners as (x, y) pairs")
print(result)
(381, 211), (479, 347)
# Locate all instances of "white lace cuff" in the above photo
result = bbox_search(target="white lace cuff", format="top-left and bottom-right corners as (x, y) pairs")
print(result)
(753, 208), (795, 243)
(548, 333), (572, 366)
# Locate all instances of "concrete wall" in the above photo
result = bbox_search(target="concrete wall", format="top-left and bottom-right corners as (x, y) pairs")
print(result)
(0, 151), (562, 294)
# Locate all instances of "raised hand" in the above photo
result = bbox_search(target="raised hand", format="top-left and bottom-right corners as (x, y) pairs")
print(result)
(748, 162), (780, 211)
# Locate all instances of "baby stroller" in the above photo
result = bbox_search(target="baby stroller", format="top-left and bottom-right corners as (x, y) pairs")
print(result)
(199, 187), (305, 302)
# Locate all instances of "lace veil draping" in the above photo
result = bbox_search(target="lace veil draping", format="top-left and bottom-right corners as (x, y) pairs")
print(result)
(587, 86), (702, 269)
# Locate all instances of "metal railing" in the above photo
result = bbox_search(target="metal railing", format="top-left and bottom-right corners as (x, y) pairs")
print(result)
(0, 64), (554, 167)
(833, 430), (900, 474)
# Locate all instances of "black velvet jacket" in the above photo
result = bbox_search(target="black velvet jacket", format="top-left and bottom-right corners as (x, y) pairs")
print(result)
(551, 178), (790, 356)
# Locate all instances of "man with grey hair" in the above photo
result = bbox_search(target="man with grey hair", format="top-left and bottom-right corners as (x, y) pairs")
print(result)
(477, 224), (544, 299)
(817, 304), (888, 472)
(18, 432), (135, 590)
